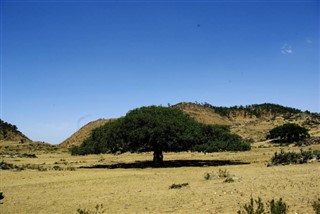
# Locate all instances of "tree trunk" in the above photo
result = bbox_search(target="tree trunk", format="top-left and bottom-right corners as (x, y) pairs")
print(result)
(153, 148), (164, 167)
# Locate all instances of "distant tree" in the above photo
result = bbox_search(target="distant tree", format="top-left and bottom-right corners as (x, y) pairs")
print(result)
(197, 102), (303, 118)
(267, 123), (310, 143)
(70, 106), (250, 166)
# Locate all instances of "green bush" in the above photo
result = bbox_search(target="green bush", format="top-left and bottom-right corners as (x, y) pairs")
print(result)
(77, 204), (105, 214)
(169, 183), (189, 189)
(218, 169), (230, 178)
(270, 149), (320, 166)
(238, 197), (265, 214)
(269, 198), (288, 214)
(224, 177), (235, 183)
(313, 198), (320, 214)
(238, 197), (288, 214)
(0, 161), (23, 170)
(204, 172), (211, 180)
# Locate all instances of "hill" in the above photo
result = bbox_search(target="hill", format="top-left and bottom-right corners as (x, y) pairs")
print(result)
(59, 119), (115, 148)
(174, 102), (320, 141)
(0, 119), (59, 154)
(0, 119), (31, 143)
(60, 102), (320, 148)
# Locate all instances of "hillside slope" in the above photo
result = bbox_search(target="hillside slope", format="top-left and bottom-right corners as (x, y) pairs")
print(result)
(59, 119), (115, 148)
(60, 102), (320, 148)
(0, 119), (31, 142)
(175, 102), (320, 141)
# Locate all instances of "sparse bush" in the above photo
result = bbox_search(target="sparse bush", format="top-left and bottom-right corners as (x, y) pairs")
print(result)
(77, 204), (105, 214)
(238, 197), (288, 214)
(204, 169), (237, 182)
(270, 149), (320, 166)
(21, 153), (37, 158)
(169, 183), (189, 189)
(218, 169), (230, 178)
(224, 177), (235, 183)
(204, 172), (211, 180)
(313, 198), (320, 214)
(66, 166), (76, 171)
(268, 198), (288, 214)
(52, 165), (63, 171)
(238, 197), (265, 214)
(0, 161), (23, 170)
(313, 151), (320, 160)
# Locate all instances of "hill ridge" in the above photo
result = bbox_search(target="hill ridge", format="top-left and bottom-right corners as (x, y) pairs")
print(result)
(0, 119), (31, 142)
(59, 118), (116, 148)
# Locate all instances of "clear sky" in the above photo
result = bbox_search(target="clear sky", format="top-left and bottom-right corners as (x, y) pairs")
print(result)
(1, 0), (319, 144)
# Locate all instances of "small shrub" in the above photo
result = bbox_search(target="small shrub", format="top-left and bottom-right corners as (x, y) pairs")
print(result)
(52, 165), (63, 171)
(204, 169), (237, 182)
(314, 151), (320, 160)
(169, 183), (189, 189)
(313, 198), (320, 214)
(77, 204), (105, 214)
(0, 161), (23, 171)
(238, 197), (264, 214)
(37, 166), (48, 171)
(66, 166), (76, 171)
(21, 153), (37, 158)
(268, 198), (288, 214)
(224, 177), (235, 183)
(238, 197), (288, 214)
(204, 172), (211, 180)
(218, 169), (230, 178)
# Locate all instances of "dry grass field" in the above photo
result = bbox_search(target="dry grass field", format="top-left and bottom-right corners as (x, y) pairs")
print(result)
(1, 142), (320, 214)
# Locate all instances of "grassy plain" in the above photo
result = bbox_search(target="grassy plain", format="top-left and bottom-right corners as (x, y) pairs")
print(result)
(1, 142), (320, 214)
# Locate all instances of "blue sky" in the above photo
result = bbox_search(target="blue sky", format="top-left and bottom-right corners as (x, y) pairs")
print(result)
(1, 0), (319, 144)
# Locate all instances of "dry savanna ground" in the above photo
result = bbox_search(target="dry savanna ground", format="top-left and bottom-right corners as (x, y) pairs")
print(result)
(1, 142), (320, 214)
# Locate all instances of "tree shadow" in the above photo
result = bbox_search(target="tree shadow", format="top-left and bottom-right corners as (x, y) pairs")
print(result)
(80, 159), (250, 169)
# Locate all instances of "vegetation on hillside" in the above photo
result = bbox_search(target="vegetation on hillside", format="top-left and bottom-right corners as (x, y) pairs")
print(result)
(0, 119), (30, 142)
(70, 106), (250, 165)
(181, 102), (303, 118)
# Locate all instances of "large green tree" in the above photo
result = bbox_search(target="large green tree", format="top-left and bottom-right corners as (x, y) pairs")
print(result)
(71, 106), (250, 165)
(267, 123), (310, 143)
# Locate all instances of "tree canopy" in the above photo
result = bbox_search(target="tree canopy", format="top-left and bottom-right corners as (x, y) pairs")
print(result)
(70, 106), (250, 165)
(267, 123), (310, 143)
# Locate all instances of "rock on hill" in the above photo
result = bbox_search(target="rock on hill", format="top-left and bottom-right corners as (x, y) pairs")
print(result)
(0, 119), (31, 142)
(60, 102), (320, 148)
(59, 119), (115, 148)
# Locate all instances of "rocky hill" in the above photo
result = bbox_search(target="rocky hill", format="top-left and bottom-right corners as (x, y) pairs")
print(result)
(59, 102), (320, 148)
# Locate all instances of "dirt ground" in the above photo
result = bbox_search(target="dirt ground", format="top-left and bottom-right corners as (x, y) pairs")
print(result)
(1, 143), (319, 214)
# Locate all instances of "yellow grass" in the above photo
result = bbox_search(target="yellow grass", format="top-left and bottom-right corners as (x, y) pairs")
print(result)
(1, 144), (320, 214)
